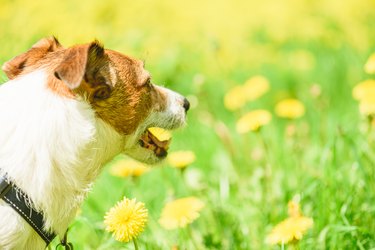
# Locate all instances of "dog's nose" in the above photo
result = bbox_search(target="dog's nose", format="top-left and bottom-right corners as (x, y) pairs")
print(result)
(183, 98), (190, 112)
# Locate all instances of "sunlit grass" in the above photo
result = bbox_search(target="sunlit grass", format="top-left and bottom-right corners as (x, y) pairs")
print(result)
(1, 0), (375, 249)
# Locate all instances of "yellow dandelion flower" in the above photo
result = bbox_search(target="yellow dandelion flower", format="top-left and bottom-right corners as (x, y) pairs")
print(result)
(275, 99), (305, 119)
(243, 75), (270, 102)
(359, 99), (375, 116)
(110, 158), (150, 178)
(168, 151), (196, 168)
(236, 110), (272, 133)
(147, 127), (172, 142)
(266, 201), (313, 245)
(287, 201), (302, 217)
(159, 197), (205, 230)
(364, 53), (375, 74)
(224, 76), (270, 111)
(352, 79), (375, 102)
(224, 85), (246, 111)
(104, 197), (148, 243)
(266, 216), (313, 245)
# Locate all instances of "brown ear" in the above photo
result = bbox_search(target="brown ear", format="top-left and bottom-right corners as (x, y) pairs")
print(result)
(2, 36), (62, 79)
(32, 36), (62, 51)
(54, 41), (104, 89)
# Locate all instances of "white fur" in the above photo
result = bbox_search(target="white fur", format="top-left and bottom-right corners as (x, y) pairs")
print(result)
(0, 71), (187, 249)
(0, 71), (124, 249)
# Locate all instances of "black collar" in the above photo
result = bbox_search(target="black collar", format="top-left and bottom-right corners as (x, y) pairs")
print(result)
(0, 173), (56, 245)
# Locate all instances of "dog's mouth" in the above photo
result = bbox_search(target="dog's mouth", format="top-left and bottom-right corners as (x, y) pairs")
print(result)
(139, 127), (172, 158)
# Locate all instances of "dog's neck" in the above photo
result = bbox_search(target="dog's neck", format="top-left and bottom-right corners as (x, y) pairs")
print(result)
(0, 70), (124, 237)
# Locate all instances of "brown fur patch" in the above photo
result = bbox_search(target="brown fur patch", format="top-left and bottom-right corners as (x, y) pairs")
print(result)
(2, 37), (62, 79)
(47, 75), (75, 98)
(85, 50), (155, 135)
(2, 38), (169, 135)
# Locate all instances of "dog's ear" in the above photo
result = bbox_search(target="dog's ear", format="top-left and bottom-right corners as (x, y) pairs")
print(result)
(2, 37), (62, 79)
(54, 41), (104, 89)
(32, 36), (62, 51)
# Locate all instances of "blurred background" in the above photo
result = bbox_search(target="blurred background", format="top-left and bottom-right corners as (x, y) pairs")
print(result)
(1, 0), (374, 249)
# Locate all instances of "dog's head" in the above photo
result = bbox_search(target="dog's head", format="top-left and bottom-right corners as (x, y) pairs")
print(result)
(2, 37), (190, 164)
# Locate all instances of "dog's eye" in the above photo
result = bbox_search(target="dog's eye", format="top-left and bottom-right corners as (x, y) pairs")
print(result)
(93, 85), (111, 100)
(138, 76), (152, 87)
(145, 78), (151, 86)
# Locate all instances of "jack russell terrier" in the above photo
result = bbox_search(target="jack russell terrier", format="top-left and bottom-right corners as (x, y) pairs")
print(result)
(0, 37), (189, 249)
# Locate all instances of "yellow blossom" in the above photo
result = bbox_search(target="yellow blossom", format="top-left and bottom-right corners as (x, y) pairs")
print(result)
(224, 85), (246, 111)
(359, 99), (375, 116)
(168, 151), (196, 168)
(266, 201), (313, 245)
(110, 158), (150, 177)
(242, 75), (270, 102)
(364, 53), (375, 74)
(275, 99), (305, 119)
(287, 201), (302, 217)
(148, 127), (172, 141)
(159, 197), (205, 230)
(236, 110), (272, 133)
(352, 79), (375, 102)
(104, 197), (148, 243)
(224, 76), (270, 111)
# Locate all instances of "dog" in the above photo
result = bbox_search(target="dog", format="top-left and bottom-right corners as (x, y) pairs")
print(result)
(0, 37), (189, 249)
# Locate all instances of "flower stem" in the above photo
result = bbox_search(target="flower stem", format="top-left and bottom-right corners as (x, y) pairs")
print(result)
(367, 115), (373, 136)
(291, 240), (300, 250)
(257, 131), (272, 186)
(257, 130), (273, 224)
(133, 238), (139, 250)
(186, 225), (199, 250)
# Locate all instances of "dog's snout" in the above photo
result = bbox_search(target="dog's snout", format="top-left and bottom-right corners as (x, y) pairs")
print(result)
(183, 98), (190, 112)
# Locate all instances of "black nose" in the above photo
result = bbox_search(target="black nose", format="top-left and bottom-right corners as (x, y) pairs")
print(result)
(183, 98), (190, 112)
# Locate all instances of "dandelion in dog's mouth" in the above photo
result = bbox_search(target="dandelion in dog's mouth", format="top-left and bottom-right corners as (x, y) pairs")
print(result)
(139, 127), (172, 158)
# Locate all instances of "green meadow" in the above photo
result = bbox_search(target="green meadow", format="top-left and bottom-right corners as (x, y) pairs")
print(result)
(1, 0), (374, 249)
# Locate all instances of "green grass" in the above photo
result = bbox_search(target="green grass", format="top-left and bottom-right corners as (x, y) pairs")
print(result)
(1, 0), (375, 249)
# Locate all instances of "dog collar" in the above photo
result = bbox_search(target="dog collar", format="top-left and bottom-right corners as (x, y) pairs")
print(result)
(0, 173), (56, 245)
